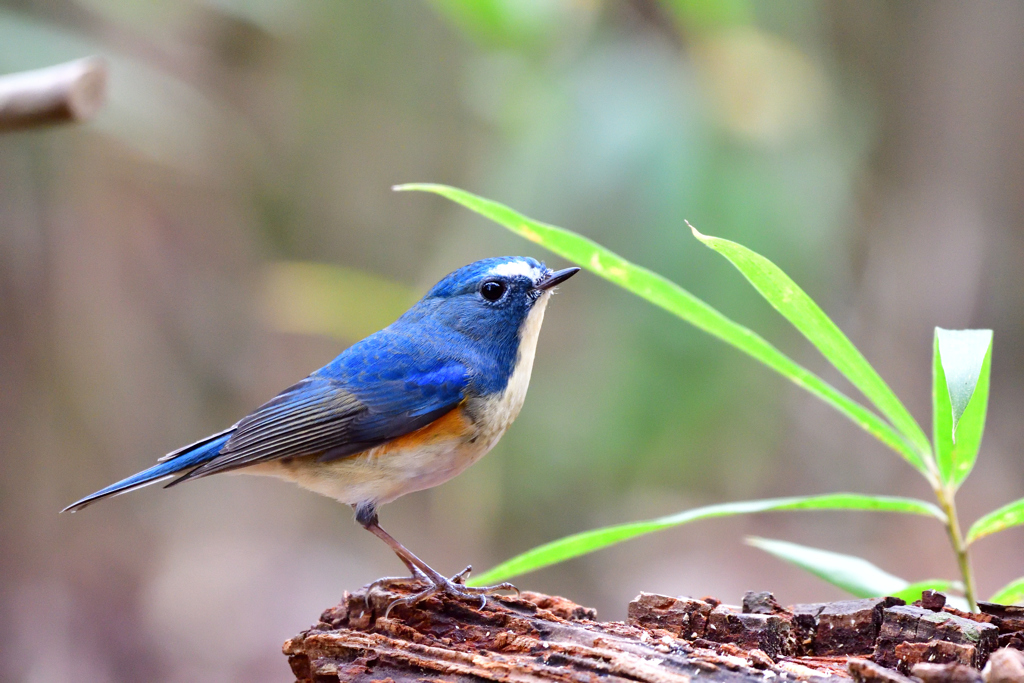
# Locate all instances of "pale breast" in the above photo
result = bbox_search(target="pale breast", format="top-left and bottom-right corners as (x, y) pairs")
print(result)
(467, 289), (551, 443)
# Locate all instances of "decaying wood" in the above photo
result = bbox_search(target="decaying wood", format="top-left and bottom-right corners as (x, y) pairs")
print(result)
(873, 605), (998, 670)
(983, 648), (1024, 683)
(912, 662), (984, 683)
(284, 585), (1024, 683)
(0, 58), (107, 132)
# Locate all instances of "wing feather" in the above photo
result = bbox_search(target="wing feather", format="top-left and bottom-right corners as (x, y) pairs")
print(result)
(176, 345), (471, 480)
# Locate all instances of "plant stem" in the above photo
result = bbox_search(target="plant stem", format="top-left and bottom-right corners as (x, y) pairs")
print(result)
(935, 486), (978, 611)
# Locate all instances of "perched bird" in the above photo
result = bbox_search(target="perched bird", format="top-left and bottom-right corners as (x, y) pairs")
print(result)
(64, 256), (579, 611)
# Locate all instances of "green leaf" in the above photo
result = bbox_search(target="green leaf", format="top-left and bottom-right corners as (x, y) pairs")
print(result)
(990, 577), (1024, 605)
(933, 329), (992, 488)
(689, 225), (933, 476)
(966, 498), (1024, 545)
(746, 537), (910, 598)
(467, 494), (944, 586)
(427, 0), (563, 49)
(936, 329), (993, 437)
(889, 580), (957, 604)
(395, 184), (926, 475)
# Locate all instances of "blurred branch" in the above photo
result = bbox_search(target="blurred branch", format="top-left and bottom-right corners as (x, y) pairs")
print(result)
(0, 57), (107, 133)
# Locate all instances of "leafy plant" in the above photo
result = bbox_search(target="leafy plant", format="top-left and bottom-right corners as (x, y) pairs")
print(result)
(396, 183), (1024, 609)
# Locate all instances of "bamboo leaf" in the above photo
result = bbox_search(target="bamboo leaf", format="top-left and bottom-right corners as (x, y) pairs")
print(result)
(889, 580), (957, 604)
(990, 577), (1024, 605)
(966, 498), (1024, 545)
(933, 329), (992, 488)
(689, 225), (933, 476)
(395, 184), (926, 474)
(467, 494), (944, 586)
(746, 537), (909, 598)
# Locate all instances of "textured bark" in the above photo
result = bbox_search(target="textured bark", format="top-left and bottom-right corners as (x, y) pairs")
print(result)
(283, 586), (1024, 683)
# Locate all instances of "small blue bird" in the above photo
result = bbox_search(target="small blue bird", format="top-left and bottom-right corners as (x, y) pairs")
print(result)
(65, 256), (579, 610)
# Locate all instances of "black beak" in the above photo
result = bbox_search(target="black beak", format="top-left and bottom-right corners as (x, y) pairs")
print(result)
(535, 266), (581, 291)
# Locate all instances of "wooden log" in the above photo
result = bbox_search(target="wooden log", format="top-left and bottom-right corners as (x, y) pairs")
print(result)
(848, 658), (917, 683)
(283, 585), (850, 683)
(0, 58), (107, 132)
(873, 605), (999, 671)
(284, 586), (1019, 683)
(816, 598), (905, 656)
(911, 662), (983, 683)
(981, 648), (1024, 683)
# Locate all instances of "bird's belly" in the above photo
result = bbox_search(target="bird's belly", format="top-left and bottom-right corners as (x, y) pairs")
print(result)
(248, 405), (504, 506)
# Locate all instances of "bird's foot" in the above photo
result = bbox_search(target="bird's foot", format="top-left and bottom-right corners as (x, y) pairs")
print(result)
(382, 565), (518, 618)
(363, 567), (429, 608)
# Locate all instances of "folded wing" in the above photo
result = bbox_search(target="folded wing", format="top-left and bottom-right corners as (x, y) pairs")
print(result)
(176, 342), (470, 480)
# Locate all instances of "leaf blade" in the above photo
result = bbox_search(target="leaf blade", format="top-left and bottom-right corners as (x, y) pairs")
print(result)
(889, 580), (957, 604)
(933, 329), (992, 488)
(468, 494), (944, 586)
(395, 184), (927, 475)
(746, 537), (909, 598)
(937, 329), (994, 437)
(990, 577), (1024, 605)
(966, 497), (1024, 545)
(689, 225), (933, 474)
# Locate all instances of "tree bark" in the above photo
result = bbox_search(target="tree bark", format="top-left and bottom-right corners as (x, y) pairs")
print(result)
(284, 586), (1024, 683)
(284, 584), (845, 683)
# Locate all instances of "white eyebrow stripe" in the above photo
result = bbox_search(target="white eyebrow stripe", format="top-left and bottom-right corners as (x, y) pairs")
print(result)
(489, 261), (542, 281)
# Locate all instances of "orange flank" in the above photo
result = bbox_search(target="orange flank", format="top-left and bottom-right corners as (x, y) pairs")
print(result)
(376, 402), (474, 454)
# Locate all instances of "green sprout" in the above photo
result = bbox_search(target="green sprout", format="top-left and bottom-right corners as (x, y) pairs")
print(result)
(396, 183), (1024, 611)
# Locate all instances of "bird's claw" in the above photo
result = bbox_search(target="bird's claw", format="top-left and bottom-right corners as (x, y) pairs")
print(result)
(381, 568), (518, 619)
(451, 565), (473, 584)
(363, 567), (429, 609)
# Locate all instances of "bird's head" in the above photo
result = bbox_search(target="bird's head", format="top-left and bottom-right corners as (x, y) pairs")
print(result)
(404, 257), (579, 349)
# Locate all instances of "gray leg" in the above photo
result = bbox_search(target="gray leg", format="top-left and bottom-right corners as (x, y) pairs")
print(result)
(354, 502), (518, 617)
(353, 504), (425, 603)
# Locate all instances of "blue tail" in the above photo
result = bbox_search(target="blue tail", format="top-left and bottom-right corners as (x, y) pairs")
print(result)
(62, 430), (233, 512)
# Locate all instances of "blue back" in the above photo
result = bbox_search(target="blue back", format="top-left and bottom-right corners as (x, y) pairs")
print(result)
(323, 256), (546, 397)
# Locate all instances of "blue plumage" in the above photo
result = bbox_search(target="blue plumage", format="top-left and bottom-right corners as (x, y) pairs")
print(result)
(63, 256), (579, 612)
(64, 432), (232, 510)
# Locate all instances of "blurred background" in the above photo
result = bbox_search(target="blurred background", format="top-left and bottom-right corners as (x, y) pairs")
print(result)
(2, 0), (1023, 680)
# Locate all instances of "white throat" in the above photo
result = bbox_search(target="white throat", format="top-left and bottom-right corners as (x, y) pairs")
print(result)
(473, 290), (552, 440)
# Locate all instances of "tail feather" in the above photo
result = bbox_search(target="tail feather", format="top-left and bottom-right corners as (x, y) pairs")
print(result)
(62, 431), (233, 512)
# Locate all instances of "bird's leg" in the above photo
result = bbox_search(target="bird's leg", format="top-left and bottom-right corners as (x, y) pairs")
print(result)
(354, 504), (427, 601)
(355, 503), (518, 617)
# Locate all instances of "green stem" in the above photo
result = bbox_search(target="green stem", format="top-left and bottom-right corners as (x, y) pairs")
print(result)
(935, 486), (978, 611)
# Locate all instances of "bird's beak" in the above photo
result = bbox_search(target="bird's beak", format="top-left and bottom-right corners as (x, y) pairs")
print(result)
(535, 266), (581, 291)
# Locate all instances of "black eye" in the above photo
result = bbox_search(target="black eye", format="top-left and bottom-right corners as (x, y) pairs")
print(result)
(480, 280), (506, 302)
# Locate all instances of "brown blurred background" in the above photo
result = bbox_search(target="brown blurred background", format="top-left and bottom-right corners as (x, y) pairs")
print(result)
(2, 1), (1023, 680)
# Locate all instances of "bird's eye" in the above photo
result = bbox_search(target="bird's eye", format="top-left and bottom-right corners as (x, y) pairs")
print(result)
(480, 280), (506, 302)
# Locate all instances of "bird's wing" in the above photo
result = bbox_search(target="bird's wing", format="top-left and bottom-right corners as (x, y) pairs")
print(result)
(175, 345), (470, 480)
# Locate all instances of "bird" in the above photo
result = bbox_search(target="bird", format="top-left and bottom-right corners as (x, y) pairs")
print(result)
(64, 256), (579, 612)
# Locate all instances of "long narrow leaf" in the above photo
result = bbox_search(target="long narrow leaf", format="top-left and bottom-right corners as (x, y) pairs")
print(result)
(746, 537), (909, 598)
(467, 493), (945, 585)
(933, 329), (992, 489)
(395, 184), (924, 473)
(990, 578), (1024, 605)
(689, 225), (933, 476)
(890, 580), (957, 604)
(966, 498), (1024, 545)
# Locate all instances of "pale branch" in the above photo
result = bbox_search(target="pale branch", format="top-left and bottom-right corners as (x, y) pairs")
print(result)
(0, 57), (107, 133)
